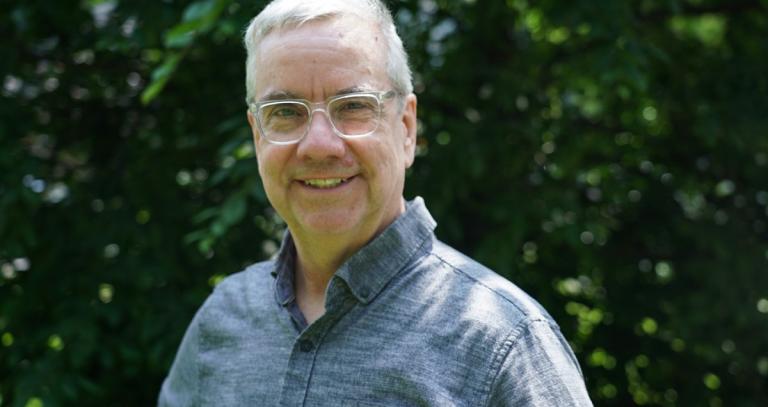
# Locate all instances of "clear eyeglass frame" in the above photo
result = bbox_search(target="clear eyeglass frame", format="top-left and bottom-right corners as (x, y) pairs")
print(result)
(248, 90), (397, 145)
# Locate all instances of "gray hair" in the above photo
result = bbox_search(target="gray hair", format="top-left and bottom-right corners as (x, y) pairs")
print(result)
(243, 0), (413, 103)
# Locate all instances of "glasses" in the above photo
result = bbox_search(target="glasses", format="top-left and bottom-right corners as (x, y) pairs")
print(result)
(248, 90), (397, 145)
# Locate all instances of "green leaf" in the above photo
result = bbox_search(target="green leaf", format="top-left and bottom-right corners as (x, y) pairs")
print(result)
(164, 0), (229, 49)
(182, 0), (219, 22)
(220, 195), (246, 225)
(141, 53), (181, 105)
(146, 0), (229, 102)
(192, 207), (219, 224)
(164, 21), (200, 49)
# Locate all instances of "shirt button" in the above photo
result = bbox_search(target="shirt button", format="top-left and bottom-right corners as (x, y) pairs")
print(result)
(298, 339), (314, 352)
(359, 287), (370, 299)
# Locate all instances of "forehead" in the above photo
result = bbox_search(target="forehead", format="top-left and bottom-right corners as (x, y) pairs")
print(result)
(254, 17), (388, 98)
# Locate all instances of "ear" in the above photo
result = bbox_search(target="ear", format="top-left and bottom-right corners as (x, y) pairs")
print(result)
(400, 93), (418, 168)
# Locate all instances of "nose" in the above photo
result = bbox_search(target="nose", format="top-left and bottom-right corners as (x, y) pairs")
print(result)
(296, 109), (346, 160)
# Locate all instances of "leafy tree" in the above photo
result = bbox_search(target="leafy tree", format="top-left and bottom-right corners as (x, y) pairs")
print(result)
(1, 0), (766, 405)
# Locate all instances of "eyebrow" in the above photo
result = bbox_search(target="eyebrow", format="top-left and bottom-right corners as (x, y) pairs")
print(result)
(335, 86), (372, 96)
(258, 86), (375, 102)
(259, 91), (302, 102)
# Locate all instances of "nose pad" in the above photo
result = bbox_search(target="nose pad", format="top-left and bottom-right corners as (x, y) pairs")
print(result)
(297, 109), (345, 159)
(307, 108), (336, 135)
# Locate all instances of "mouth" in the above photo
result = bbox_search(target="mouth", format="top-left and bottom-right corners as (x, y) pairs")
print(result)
(301, 177), (353, 189)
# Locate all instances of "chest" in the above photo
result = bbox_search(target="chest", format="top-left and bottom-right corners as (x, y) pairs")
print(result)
(197, 299), (500, 406)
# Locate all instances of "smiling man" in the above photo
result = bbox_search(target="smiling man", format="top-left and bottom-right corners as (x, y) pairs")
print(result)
(159, 0), (592, 406)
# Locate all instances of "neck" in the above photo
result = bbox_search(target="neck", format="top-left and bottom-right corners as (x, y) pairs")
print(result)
(288, 197), (407, 324)
(291, 228), (365, 295)
(290, 232), (363, 325)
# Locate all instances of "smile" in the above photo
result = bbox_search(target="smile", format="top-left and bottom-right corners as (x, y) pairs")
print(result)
(302, 177), (351, 188)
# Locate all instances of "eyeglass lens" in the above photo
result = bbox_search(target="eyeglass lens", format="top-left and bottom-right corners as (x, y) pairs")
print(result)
(258, 95), (381, 142)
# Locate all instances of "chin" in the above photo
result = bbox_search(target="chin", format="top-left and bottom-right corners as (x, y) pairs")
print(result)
(298, 211), (366, 236)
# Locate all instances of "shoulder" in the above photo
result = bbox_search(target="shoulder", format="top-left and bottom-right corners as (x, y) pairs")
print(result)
(196, 260), (276, 325)
(158, 260), (280, 405)
(423, 242), (590, 404)
(425, 240), (556, 328)
(212, 260), (275, 298)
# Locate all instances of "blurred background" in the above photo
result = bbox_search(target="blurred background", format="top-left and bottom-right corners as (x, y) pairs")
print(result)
(2, 0), (767, 405)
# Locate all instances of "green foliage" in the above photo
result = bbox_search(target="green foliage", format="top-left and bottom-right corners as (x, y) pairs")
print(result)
(2, 0), (767, 405)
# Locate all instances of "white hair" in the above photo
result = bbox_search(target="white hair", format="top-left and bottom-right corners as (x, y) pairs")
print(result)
(243, 0), (413, 103)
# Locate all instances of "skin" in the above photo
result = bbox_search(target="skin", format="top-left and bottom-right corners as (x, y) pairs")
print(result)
(246, 16), (418, 324)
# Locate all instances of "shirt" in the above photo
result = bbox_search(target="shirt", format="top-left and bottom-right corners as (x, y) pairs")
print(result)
(158, 197), (593, 406)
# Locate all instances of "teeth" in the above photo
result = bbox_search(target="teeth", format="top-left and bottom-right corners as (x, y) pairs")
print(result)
(303, 178), (346, 188)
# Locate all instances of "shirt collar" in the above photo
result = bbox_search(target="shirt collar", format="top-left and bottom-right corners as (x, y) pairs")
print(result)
(272, 231), (297, 307)
(272, 196), (437, 306)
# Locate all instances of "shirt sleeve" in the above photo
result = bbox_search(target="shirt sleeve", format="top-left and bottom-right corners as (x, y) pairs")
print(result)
(157, 309), (203, 407)
(487, 319), (593, 406)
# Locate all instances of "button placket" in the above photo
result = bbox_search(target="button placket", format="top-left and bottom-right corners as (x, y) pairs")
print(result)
(278, 333), (319, 406)
(278, 278), (359, 406)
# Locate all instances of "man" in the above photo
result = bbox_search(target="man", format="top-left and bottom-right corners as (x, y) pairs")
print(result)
(159, 0), (592, 405)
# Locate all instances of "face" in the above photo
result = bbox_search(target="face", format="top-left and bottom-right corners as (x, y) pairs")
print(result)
(247, 17), (417, 249)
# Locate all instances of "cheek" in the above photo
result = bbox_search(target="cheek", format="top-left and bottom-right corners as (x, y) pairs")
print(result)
(366, 140), (399, 171)
(371, 140), (408, 182)
(385, 137), (408, 168)
(255, 148), (283, 183)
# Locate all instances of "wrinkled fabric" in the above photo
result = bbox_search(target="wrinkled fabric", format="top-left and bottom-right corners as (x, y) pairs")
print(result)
(159, 197), (592, 406)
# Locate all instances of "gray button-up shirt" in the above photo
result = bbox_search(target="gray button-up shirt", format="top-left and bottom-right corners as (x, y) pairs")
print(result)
(159, 198), (592, 406)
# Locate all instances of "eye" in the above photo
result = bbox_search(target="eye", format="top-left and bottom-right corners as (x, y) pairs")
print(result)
(271, 105), (302, 118)
(332, 97), (378, 117)
(262, 103), (306, 121)
(338, 100), (371, 111)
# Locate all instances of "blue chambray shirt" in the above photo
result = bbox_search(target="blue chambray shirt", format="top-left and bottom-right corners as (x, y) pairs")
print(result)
(159, 197), (592, 406)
